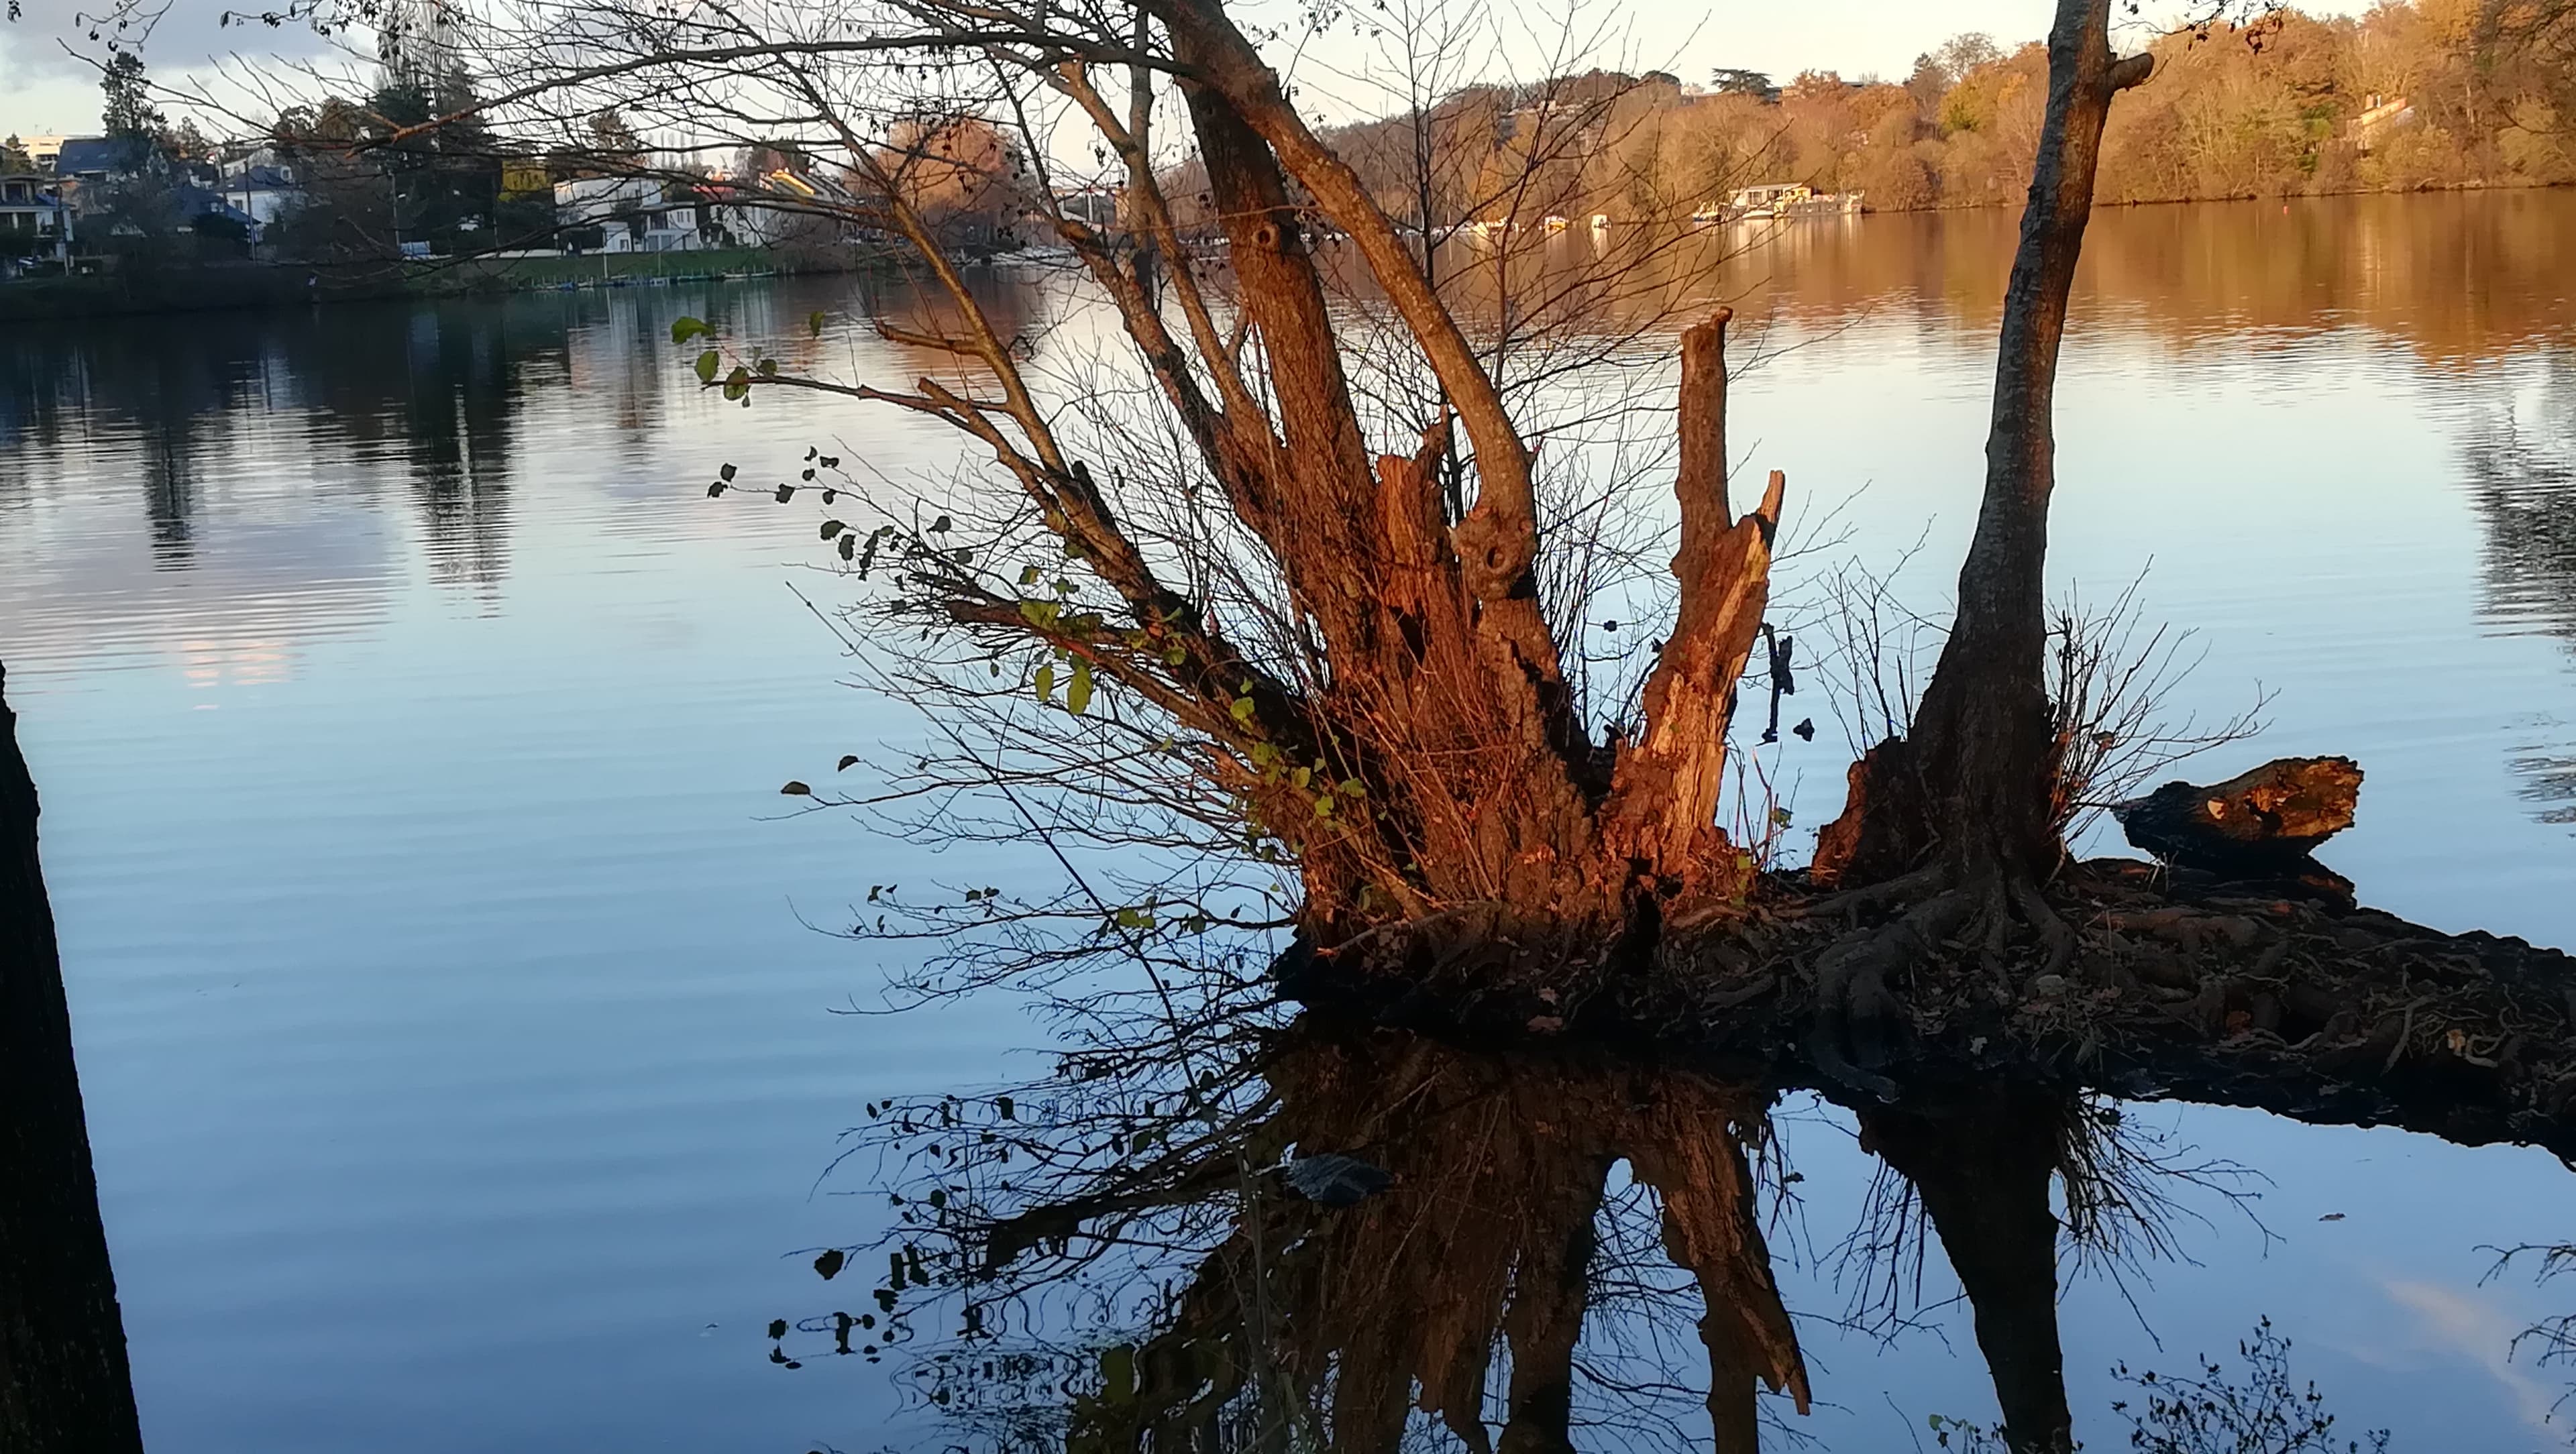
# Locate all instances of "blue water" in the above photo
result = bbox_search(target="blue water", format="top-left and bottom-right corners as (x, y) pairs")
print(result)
(2, 191), (2573, 1451)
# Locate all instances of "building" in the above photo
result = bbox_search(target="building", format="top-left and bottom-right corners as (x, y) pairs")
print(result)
(554, 174), (704, 253)
(217, 162), (304, 239)
(0, 172), (73, 268)
(169, 185), (261, 238)
(50, 137), (156, 185)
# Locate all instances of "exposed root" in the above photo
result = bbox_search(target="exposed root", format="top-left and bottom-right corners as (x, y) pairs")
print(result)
(2011, 878), (2077, 983)
(1775, 863), (1946, 921)
(1810, 889), (1976, 1101)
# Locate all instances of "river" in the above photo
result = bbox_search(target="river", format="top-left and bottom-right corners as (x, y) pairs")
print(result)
(3, 189), (2573, 1451)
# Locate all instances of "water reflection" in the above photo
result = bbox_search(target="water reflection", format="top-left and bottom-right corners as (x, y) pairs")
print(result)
(2466, 351), (2576, 826)
(826, 1017), (1803, 1451)
(814, 1013), (2409, 1453)
(0, 194), (2570, 1451)
(1370, 190), (2576, 362)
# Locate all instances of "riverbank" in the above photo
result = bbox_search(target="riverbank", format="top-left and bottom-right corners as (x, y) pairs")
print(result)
(0, 246), (881, 321)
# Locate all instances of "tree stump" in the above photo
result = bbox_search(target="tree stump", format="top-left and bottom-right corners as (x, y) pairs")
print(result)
(2113, 756), (2362, 879)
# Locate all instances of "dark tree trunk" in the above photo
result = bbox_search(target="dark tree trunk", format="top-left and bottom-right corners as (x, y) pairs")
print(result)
(1833, 0), (2156, 884)
(1861, 1088), (2074, 1454)
(1493, 1169), (1605, 1454)
(0, 661), (146, 1452)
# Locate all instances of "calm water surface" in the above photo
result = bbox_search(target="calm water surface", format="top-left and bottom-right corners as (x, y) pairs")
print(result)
(3, 190), (2575, 1451)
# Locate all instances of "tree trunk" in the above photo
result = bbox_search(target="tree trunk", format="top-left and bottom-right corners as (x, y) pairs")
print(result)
(0, 661), (146, 1453)
(1838, 0), (2156, 884)
(1860, 1089), (2074, 1454)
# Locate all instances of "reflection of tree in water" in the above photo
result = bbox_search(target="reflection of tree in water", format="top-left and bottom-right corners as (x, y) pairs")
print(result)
(773, 997), (2391, 1454)
(392, 304), (529, 589)
(0, 325), (239, 568)
(2465, 351), (2576, 826)
(818, 1015), (1803, 1452)
(0, 302), (587, 586)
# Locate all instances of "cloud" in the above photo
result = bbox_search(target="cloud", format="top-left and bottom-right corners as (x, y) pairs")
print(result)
(2381, 1278), (2565, 1436)
(1, 0), (337, 90)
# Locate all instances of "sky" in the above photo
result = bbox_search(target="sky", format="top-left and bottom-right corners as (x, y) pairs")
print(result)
(0, 1), (2114, 144)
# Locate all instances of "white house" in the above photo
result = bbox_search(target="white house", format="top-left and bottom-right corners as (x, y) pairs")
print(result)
(554, 174), (702, 253)
(0, 172), (72, 266)
(218, 161), (303, 241)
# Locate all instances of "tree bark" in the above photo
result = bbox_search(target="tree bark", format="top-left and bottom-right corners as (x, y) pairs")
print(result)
(1858, 0), (2156, 882)
(2115, 755), (2361, 876)
(0, 661), (146, 1453)
(1605, 309), (1786, 910)
(1860, 1089), (2074, 1454)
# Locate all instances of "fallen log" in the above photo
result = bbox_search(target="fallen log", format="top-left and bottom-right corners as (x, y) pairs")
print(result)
(2112, 755), (2361, 879)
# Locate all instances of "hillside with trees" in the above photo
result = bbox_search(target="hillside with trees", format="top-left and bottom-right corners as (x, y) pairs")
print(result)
(1309, 1), (2576, 227)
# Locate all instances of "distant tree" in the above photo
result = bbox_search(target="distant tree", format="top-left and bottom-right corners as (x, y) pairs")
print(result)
(268, 98), (400, 264)
(99, 52), (161, 144)
(0, 134), (32, 172)
(367, 66), (504, 253)
(156, 116), (212, 164)
(1709, 66), (1779, 101)
(587, 107), (645, 160)
(1935, 32), (2007, 77)
(876, 114), (1030, 247)
(189, 209), (251, 257)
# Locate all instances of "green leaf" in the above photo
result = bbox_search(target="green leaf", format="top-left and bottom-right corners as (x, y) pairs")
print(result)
(929, 514), (953, 533)
(693, 349), (719, 384)
(706, 482), (725, 497)
(838, 533), (857, 562)
(807, 310), (828, 337)
(1229, 696), (1256, 724)
(820, 520), (846, 540)
(1018, 565), (1040, 587)
(722, 366), (751, 402)
(1034, 664), (1055, 702)
(837, 754), (859, 771)
(670, 315), (710, 344)
(781, 781), (812, 796)
(718, 463), (737, 482)
(757, 357), (778, 376)
(775, 485), (794, 504)
(1066, 660), (1094, 715)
